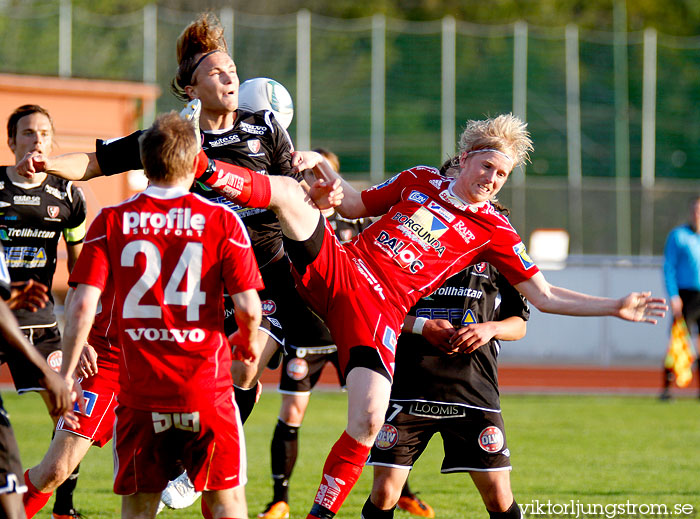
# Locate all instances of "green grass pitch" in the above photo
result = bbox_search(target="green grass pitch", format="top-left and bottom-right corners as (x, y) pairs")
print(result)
(4, 390), (699, 518)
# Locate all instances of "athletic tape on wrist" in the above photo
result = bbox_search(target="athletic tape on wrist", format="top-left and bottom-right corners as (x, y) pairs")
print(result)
(412, 317), (428, 336)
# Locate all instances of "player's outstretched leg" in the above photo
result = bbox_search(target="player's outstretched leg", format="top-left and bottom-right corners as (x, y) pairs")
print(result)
(306, 367), (390, 519)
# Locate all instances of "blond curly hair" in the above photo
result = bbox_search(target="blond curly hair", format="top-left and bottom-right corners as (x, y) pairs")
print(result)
(458, 113), (533, 168)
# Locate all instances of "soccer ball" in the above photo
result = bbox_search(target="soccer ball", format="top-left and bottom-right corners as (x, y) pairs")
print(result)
(238, 77), (294, 130)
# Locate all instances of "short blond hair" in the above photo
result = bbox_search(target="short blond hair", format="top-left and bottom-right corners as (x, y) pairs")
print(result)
(458, 113), (533, 168)
(139, 112), (198, 183)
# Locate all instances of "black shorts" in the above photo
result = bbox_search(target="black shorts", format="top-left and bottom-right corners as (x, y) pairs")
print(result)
(223, 257), (333, 349)
(367, 400), (511, 473)
(279, 346), (345, 394)
(679, 289), (700, 335)
(4, 324), (62, 393)
(0, 396), (27, 495)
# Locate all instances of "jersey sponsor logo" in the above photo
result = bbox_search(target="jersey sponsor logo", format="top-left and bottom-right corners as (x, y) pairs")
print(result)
(47, 205), (60, 218)
(352, 257), (386, 300)
(430, 285), (482, 299)
(124, 327), (206, 343)
(429, 179), (443, 189)
(261, 299), (277, 315)
(44, 184), (67, 200)
(368, 173), (400, 192)
(409, 401), (466, 418)
(247, 139), (261, 154)
(267, 316), (283, 330)
(239, 122), (268, 135)
(474, 262), (487, 273)
(478, 425), (504, 453)
(513, 242), (535, 270)
(47, 350), (62, 372)
(426, 201), (455, 223)
(0, 201), (10, 208)
(391, 208), (447, 256)
(376, 231), (425, 273)
(453, 221), (475, 244)
(461, 309), (478, 326)
(122, 208), (205, 236)
(374, 423), (399, 450)
(4, 246), (47, 268)
(415, 307), (464, 324)
(286, 357), (309, 381)
(13, 195), (41, 206)
(407, 190), (428, 204)
(5, 228), (57, 239)
(207, 134), (241, 148)
(438, 189), (468, 211)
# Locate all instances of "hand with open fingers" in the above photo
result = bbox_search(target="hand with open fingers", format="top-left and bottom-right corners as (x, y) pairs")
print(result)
(309, 178), (343, 210)
(77, 344), (98, 379)
(617, 292), (668, 324)
(7, 279), (49, 312)
(228, 331), (257, 364)
(291, 150), (323, 174)
(449, 322), (498, 354)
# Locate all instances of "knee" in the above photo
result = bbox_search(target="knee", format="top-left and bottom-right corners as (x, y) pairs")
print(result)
(483, 489), (515, 513)
(347, 409), (386, 445)
(370, 479), (402, 509)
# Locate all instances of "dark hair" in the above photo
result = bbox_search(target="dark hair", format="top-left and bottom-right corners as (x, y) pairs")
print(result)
(171, 12), (228, 101)
(139, 112), (198, 183)
(7, 104), (54, 141)
(438, 156), (510, 216)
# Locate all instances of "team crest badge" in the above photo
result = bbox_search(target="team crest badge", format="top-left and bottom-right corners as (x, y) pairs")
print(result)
(474, 262), (487, 273)
(478, 426), (504, 453)
(47, 206), (60, 218)
(247, 139), (261, 154)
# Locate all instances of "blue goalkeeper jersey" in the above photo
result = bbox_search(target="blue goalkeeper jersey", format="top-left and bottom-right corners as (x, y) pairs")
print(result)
(664, 223), (700, 297)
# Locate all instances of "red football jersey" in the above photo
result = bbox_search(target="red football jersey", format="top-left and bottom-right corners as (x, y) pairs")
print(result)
(70, 185), (264, 412)
(349, 166), (538, 317)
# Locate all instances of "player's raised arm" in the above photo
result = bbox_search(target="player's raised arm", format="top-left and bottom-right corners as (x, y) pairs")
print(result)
(16, 150), (103, 181)
(514, 271), (667, 324)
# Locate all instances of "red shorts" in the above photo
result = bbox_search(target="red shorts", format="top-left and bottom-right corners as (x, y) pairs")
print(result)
(56, 362), (119, 447)
(288, 218), (402, 378)
(112, 394), (245, 494)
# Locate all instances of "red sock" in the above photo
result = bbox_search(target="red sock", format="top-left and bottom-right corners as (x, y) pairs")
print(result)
(307, 431), (370, 518)
(201, 498), (213, 519)
(22, 469), (53, 519)
(194, 151), (271, 208)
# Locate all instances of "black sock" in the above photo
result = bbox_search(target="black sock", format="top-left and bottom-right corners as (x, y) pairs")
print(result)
(270, 419), (299, 503)
(488, 500), (521, 519)
(361, 497), (395, 519)
(234, 385), (258, 423)
(400, 480), (412, 497)
(53, 462), (79, 515)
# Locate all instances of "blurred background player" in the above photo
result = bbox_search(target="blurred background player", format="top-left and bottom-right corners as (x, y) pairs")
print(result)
(1, 104), (87, 519)
(0, 244), (75, 519)
(363, 161), (528, 519)
(661, 195), (700, 399)
(61, 112), (263, 519)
